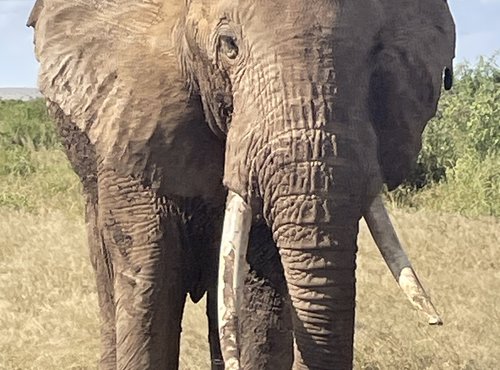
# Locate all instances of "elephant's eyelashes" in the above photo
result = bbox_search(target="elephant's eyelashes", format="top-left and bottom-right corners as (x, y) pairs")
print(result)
(219, 35), (239, 60)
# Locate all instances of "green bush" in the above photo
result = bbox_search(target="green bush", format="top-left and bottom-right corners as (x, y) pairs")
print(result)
(0, 147), (35, 176)
(0, 99), (81, 212)
(0, 99), (60, 176)
(0, 99), (59, 151)
(391, 54), (500, 216)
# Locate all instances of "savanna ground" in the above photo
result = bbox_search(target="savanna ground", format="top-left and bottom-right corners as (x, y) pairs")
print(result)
(1, 57), (499, 369)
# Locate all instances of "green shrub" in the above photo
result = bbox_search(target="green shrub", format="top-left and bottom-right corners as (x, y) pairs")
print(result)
(442, 152), (499, 216)
(392, 152), (500, 217)
(0, 100), (81, 212)
(0, 99), (60, 150)
(0, 149), (82, 213)
(0, 99), (60, 177)
(0, 147), (35, 176)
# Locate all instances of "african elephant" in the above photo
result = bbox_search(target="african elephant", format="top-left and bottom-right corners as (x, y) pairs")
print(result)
(28, 0), (455, 369)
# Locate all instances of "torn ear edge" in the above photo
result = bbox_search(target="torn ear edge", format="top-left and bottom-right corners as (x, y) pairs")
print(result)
(444, 66), (453, 91)
(27, 0), (44, 28)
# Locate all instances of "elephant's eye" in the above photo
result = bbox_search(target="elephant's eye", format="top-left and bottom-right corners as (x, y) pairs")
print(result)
(219, 34), (239, 60)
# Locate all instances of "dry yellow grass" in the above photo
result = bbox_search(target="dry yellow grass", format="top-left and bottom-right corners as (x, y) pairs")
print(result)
(0, 208), (498, 369)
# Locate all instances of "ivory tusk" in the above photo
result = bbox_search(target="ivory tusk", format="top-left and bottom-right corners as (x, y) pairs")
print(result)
(363, 195), (443, 325)
(218, 191), (252, 370)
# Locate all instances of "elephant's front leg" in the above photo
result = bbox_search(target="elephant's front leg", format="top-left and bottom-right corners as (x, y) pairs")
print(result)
(98, 169), (187, 370)
(239, 222), (294, 370)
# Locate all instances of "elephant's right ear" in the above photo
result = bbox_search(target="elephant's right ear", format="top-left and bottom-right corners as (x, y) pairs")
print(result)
(29, 0), (130, 137)
(28, 1), (187, 163)
(369, 0), (455, 190)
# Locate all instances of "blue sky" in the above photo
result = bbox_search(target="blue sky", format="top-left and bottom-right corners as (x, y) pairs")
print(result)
(0, 0), (499, 87)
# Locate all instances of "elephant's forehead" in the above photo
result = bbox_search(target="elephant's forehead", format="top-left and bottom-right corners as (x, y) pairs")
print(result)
(211, 0), (383, 44)
(223, 0), (378, 24)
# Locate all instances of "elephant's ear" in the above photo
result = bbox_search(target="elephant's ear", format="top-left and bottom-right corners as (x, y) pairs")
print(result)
(28, 1), (185, 162)
(369, 0), (455, 190)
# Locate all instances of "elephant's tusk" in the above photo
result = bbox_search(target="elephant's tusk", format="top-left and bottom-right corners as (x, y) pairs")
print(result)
(363, 195), (443, 325)
(218, 191), (252, 370)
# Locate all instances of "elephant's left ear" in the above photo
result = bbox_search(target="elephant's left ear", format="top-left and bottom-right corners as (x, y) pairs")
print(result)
(369, 0), (455, 189)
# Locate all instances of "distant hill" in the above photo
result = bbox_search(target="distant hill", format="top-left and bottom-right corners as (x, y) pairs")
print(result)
(0, 88), (42, 101)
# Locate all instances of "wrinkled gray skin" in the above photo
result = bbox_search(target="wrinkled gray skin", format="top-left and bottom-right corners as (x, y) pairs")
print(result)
(28, 0), (455, 369)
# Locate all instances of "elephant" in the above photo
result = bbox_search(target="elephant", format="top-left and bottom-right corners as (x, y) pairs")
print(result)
(28, 0), (455, 369)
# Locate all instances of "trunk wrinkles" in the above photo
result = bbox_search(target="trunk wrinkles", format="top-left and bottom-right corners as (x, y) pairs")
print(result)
(260, 132), (362, 369)
(245, 84), (365, 369)
(250, 63), (366, 369)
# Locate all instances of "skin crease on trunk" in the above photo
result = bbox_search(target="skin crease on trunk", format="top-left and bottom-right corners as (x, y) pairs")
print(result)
(28, 0), (455, 369)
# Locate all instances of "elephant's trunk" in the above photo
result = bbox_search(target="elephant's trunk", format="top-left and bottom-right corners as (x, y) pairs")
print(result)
(265, 150), (362, 369)
(221, 128), (364, 368)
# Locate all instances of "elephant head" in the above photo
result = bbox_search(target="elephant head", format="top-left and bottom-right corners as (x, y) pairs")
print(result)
(178, 1), (455, 368)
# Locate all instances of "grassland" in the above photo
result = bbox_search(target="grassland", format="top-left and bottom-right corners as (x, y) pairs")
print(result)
(1, 186), (498, 369)
(1, 58), (498, 369)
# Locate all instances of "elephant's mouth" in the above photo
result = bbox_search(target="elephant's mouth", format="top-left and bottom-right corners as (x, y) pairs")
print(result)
(217, 191), (442, 368)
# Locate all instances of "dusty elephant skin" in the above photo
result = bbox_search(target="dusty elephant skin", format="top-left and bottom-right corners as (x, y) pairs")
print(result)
(28, 0), (455, 369)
